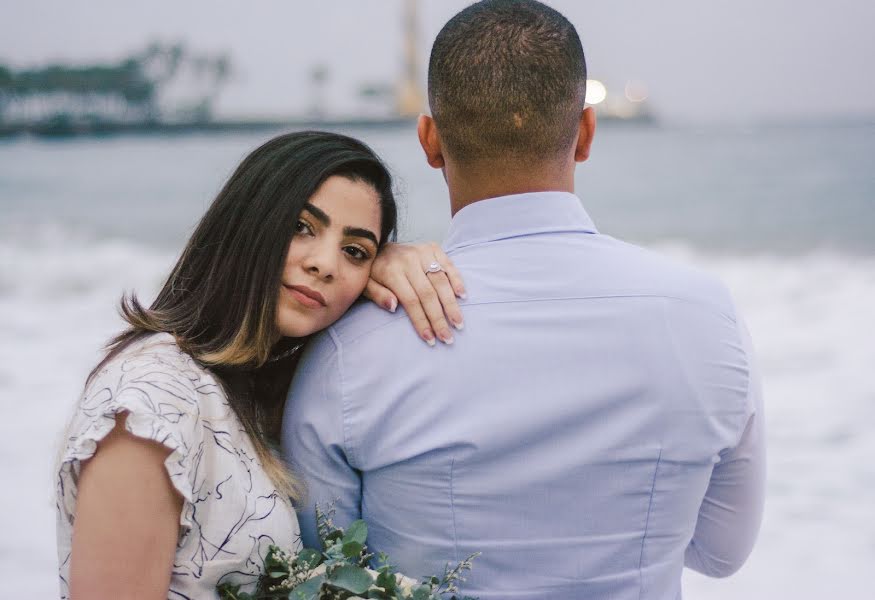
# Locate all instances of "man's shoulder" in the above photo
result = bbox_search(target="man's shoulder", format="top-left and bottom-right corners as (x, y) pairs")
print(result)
(450, 230), (735, 319)
(325, 299), (411, 347)
(595, 236), (738, 321)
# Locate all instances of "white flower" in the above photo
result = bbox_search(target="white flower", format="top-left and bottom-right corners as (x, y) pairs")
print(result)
(395, 572), (421, 595)
(307, 563), (328, 578)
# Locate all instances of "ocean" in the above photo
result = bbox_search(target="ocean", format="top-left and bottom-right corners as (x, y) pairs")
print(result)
(1, 121), (873, 598)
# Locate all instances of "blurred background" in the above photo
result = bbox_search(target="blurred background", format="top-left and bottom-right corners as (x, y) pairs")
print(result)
(1, 1), (873, 598)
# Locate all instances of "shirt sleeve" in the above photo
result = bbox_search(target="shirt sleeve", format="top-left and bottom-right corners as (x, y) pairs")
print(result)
(685, 318), (766, 577)
(57, 340), (204, 536)
(281, 330), (362, 549)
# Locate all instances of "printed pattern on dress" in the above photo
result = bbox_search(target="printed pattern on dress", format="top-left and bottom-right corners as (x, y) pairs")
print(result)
(55, 333), (300, 599)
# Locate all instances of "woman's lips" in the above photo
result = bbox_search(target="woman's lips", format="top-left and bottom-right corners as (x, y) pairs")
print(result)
(284, 284), (326, 309)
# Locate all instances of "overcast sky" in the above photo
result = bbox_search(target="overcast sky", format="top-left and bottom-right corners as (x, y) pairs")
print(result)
(3, 0), (874, 123)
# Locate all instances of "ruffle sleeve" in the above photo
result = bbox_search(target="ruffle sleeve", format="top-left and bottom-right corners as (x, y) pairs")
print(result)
(56, 334), (211, 538)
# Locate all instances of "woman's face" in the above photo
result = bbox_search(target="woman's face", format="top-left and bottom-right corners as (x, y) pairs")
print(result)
(276, 175), (382, 338)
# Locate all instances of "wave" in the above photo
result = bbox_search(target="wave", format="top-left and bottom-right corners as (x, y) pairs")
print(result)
(0, 221), (174, 302)
(1, 223), (873, 598)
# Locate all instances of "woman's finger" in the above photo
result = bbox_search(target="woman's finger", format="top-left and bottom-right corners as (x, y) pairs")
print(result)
(433, 245), (467, 299)
(368, 241), (461, 345)
(363, 279), (398, 313)
(427, 270), (464, 330)
(391, 276), (439, 346)
(408, 269), (455, 345)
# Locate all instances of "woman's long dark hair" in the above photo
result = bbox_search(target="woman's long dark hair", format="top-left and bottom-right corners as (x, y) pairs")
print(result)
(91, 131), (397, 499)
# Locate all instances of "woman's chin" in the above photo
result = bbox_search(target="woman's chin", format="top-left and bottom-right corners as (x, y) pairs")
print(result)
(276, 322), (321, 339)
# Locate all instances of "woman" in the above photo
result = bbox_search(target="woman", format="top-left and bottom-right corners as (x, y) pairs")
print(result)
(55, 131), (464, 598)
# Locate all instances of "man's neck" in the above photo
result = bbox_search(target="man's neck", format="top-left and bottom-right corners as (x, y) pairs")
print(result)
(445, 160), (576, 216)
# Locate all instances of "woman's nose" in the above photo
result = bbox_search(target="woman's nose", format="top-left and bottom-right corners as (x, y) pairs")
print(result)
(302, 241), (337, 280)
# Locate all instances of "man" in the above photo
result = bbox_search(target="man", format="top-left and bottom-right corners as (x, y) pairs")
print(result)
(282, 1), (765, 598)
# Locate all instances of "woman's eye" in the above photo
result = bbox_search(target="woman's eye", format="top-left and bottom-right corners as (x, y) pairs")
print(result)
(295, 220), (313, 236)
(344, 246), (370, 261)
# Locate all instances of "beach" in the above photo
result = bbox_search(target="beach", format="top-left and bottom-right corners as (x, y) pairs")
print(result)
(1, 121), (873, 598)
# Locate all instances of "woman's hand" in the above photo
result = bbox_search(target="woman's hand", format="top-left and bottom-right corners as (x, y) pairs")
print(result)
(364, 242), (466, 346)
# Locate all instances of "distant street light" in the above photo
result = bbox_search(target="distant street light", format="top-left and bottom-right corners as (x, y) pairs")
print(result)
(585, 79), (607, 105)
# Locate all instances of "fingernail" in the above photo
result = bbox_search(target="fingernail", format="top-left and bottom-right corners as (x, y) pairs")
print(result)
(439, 331), (454, 345)
(423, 330), (436, 346)
(452, 320), (464, 331)
(458, 291), (468, 300)
(387, 298), (397, 313)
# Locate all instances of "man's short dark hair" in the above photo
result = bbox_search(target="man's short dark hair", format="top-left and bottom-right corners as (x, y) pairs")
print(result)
(428, 0), (587, 165)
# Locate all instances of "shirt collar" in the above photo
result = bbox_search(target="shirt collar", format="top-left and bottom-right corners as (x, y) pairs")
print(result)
(443, 191), (598, 251)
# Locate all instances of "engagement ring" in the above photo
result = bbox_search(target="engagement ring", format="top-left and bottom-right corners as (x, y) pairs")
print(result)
(425, 261), (443, 274)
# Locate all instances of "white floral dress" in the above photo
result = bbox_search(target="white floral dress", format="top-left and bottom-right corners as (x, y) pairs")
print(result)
(55, 333), (301, 599)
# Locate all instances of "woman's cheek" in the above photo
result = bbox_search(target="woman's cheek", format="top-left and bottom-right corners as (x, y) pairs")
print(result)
(338, 271), (371, 311)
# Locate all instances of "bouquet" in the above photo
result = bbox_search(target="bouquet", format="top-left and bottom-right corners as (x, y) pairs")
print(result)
(217, 505), (479, 600)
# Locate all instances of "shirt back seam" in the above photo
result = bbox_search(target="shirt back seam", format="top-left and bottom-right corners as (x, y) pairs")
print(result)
(334, 293), (738, 346)
(449, 456), (459, 564)
(327, 327), (359, 469)
(638, 446), (663, 600)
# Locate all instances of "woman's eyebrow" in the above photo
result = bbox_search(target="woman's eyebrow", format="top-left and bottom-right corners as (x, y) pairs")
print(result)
(302, 203), (330, 225)
(344, 227), (379, 246)
(303, 204), (379, 246)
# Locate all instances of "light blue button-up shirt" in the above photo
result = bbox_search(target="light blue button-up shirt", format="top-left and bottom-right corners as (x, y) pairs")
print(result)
(282, 192), (765, 599)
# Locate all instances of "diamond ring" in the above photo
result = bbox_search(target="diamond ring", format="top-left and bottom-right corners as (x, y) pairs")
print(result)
(425, 261), (444, 274)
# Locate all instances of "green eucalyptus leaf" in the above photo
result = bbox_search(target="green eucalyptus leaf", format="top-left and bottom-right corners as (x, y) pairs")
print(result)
(296, 547), (322, 569)
(290, 574), (325, 600)
(411, 585), (433, 600)
(216, 582), (241, 600)
(343, 519), (368, 545)
(217, 582), (257, 600)
(342, 540), (364, 558)
(328, 564), (374, 594)
(376, 569), (397, 591)
(325, 529), (344, 544)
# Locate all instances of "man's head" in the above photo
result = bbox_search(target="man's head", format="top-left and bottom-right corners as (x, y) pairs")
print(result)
(423, 0), (592, 179)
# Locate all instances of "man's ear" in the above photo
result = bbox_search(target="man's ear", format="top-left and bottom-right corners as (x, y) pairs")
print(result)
(574, 107), (597, 163)
(417, 114), (445, 169)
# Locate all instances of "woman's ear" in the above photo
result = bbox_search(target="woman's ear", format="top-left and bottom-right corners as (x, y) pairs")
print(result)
(417, 114), (445, 169)
(574, 107), (597, 163)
